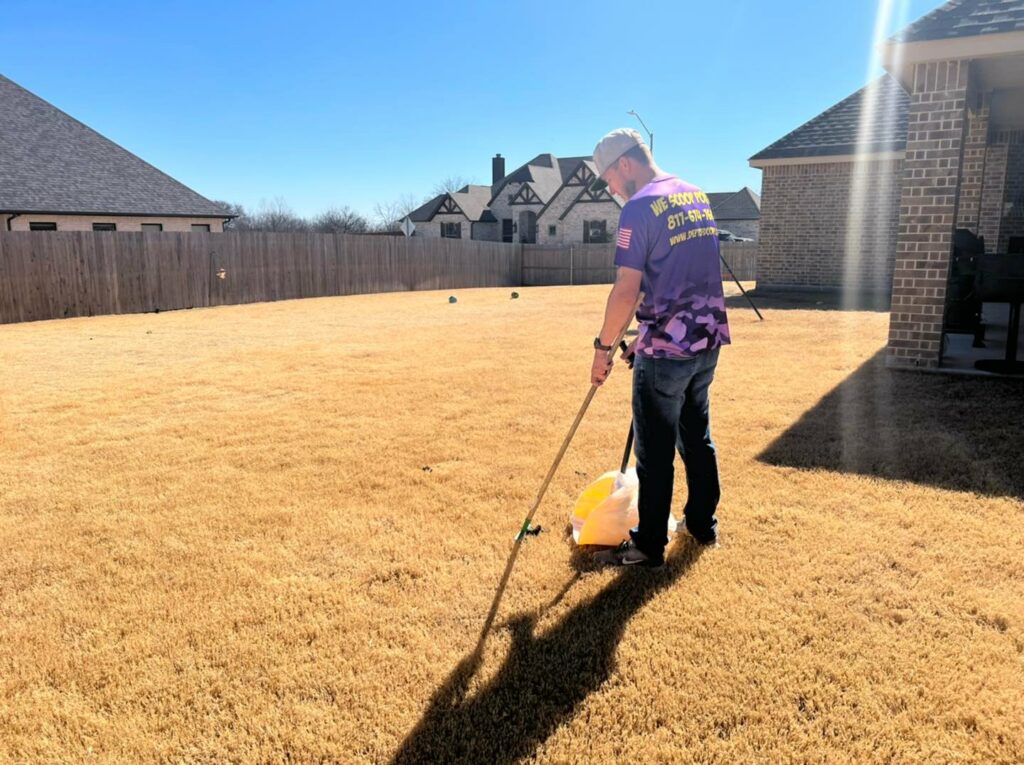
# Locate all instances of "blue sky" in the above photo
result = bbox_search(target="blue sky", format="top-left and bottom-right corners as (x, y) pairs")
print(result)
(1, 0), (938, 220)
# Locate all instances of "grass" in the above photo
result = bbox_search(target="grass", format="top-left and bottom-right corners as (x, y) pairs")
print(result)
(1, 284), (1022, 764)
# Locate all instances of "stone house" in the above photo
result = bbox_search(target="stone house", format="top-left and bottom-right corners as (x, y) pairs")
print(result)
(750, 0), (1024, 371)
(0, 74), (230, 232)
(409, 153), (623, 245)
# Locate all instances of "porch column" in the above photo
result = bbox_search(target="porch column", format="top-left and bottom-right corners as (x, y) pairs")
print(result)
(887, 60), (971, 370)
(979, 143), (1009, 251)
(956, 92), (989, 232)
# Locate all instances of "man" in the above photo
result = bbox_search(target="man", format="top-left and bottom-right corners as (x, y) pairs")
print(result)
(589, 128), (730, 568)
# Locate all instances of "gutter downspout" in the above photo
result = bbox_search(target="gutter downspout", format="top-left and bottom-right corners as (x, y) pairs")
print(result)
(5, 213), (20, 231)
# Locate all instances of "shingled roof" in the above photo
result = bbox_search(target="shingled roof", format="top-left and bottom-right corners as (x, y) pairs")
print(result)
(750, 75), (909, 163)
(490, 154), (597, 206)
(0, 74), (228, 217)
(893, 0), (1024, 43)
(707, 188), (761, 220)
(407, 184), (497, 223)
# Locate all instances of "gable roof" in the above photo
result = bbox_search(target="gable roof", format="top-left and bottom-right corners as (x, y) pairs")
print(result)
(491, 154), (594, 206)
(707, 188), (761, 220)
(0, 74), (229, 217)
(407, 184), (496, 223)
(749, 74), (909, 163)
(893, 0), (1024, 43)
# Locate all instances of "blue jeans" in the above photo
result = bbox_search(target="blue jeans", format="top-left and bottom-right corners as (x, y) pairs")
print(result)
(630, 347), (721, 557)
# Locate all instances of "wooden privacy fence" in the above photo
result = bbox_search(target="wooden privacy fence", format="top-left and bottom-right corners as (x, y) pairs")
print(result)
(0, 231), (522, 324)
(521, 241), (758, 286)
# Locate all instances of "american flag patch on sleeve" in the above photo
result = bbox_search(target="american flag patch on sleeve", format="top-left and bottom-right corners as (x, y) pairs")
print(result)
(616, 228), (632, 249)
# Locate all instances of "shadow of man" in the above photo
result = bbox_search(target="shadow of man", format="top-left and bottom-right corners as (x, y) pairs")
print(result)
(389, 541), (706, 765)
(758, 349), (1024, 500)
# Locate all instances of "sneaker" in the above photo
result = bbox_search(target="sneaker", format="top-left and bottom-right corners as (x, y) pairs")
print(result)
(594, 540), (664, 568)
(684, 521), (719, 547)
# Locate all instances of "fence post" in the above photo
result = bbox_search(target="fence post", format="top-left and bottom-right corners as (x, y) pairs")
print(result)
(569, 245), (574, 286)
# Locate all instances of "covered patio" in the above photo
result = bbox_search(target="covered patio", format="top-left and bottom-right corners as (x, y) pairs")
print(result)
(882, 1), (1024, 375)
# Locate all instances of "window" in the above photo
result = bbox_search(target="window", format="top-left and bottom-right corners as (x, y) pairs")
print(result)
(141, 223), (163, 232)
(191, 224), (211, 232)
(441, 221), (462, 239)
(583, 220), (607, 243)
(29, 222), (57, 231)
(92, 222), (116, 231)
(548, 224), (557, 237)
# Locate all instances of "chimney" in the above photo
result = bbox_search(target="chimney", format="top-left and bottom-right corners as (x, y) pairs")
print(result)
(492, 153), (505, 184)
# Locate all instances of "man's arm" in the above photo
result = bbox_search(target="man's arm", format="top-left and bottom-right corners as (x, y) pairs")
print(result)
(591, 266), (642, 386)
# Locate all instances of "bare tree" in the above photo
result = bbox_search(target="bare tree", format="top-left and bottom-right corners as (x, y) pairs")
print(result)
(431, 176), (473, 197)
(311, 206), (369, 234)
(372, 193), (422, 232)
(245, 197), (309, 232)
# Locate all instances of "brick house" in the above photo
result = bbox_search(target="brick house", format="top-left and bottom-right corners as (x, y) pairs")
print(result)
(750, 0), (1024, 371)
(0, 74), (230, 232)
(707, 187), (761, 240)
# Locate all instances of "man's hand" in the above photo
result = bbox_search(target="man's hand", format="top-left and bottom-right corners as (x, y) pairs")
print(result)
(591, 349), (614, 386)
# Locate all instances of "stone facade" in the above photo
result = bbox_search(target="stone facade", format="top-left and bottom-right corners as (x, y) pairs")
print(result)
(8, 214), (225, 232)
(541, 199), (620, 245)
(757, 158), (904, 291)
(887, 59), (970, 370)
(412, 213), (471, 240)
(472, 221), (499, 242)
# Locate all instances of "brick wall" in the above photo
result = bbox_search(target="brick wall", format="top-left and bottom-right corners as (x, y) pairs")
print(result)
(757, 158), (904, 291)
(956, 95), (989, 231)
(979, 143), (1009, 251)
(887, 59), (970, 370)
(999, 142), (1024, 251)
(8, 214), (225, 232)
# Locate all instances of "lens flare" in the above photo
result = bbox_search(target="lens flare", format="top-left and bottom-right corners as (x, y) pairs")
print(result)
(840, 0), (910, 470)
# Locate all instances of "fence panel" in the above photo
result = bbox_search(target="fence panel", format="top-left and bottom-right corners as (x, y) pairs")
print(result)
(522, 241), (757, 286)
(0, 231), (525, 324)
(4, 231), (748, 325)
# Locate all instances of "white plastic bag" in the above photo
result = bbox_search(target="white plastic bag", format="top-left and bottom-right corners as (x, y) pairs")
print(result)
(570, 468), (677, 546)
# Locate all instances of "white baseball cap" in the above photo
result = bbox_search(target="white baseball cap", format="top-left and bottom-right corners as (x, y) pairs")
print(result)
(591, 128), (646, 190)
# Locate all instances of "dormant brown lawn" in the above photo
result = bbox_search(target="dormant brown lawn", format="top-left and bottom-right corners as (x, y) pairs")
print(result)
(1, 285), (1022, 764)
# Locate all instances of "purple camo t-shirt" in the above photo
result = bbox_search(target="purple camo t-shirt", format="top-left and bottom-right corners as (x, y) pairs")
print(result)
(615, 175), (731, 359)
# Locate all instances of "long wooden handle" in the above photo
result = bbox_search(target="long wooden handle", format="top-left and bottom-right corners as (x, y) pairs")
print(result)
(477, 291), (644, 644)
(513, 290), (644, 540)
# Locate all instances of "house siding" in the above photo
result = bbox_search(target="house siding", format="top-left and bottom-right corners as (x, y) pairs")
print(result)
(8, 214), (225, 232)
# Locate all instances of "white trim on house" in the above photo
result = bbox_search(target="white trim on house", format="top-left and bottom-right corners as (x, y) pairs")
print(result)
(749, 150), (906, 169)
(882, 30), (1024, 89)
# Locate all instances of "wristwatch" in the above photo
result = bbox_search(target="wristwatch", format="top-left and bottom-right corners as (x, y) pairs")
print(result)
(593, 337), (613, 351)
